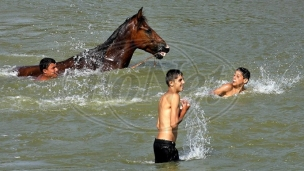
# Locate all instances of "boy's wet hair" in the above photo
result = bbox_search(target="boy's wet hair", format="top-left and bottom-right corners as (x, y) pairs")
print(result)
(236, 67), (250, 80)
(166, 69), (183, 86)
(39, 58), (56, 72)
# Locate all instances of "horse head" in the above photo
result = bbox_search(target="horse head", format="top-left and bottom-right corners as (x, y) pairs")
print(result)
(127, 7), (170, 60)
(101, 7), (170, 70)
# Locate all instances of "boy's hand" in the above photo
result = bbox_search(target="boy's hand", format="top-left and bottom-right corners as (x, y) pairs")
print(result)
(180, 99), (190, 111)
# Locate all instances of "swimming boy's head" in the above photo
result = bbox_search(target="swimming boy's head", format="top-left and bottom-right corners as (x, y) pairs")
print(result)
(39, 58), (56, 72)
(233, 67), (250, 86)
(166, 69), (183, 87)
(236, 67), (250, 80)
(38, 58), (58, 79)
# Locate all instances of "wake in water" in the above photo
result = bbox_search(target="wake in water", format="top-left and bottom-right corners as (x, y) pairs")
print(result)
(0, 65), (18, 77)
(180, 99), (211, 160)
(248, 65), (302, 94)
(246, 54), (303, 95)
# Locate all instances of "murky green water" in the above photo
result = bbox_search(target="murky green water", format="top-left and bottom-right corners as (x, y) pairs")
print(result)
(1, 1), (304, 170)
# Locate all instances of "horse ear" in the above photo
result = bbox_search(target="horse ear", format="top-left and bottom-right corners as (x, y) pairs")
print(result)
(137, 7), (143, 19)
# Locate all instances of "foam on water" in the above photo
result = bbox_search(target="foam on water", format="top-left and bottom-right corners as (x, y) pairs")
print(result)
(0, 65), (18, 77)
(248, 66), (302, 94)
(193, 86), (214, 97)
(8, 53), (47, 58)
(29, 68), (148, 109)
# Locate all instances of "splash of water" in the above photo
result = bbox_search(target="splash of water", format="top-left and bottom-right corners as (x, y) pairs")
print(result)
(0, 65), (18, 77)
(249, 65), (301, 94)
(180, 100), (211, 160)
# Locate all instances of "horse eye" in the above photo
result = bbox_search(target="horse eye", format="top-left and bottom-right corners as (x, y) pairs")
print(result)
(146, 28), (152, 34)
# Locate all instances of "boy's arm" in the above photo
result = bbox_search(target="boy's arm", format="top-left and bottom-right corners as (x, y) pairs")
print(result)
(170, 94), (189, 128)
(213, 83), (232, 96)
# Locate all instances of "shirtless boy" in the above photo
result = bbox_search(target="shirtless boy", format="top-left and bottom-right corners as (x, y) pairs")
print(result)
(213, 67), (250, 97)
(153, 69), (190, 163)
(36, 58), (58, 81)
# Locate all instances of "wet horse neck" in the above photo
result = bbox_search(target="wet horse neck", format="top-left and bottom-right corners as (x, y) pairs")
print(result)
(101, 37), (137, 71)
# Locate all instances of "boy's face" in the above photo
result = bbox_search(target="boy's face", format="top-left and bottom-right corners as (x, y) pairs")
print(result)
(43, 63), (58, 78)
(232, 70), (248, 86)
(170, 74), (185, 92)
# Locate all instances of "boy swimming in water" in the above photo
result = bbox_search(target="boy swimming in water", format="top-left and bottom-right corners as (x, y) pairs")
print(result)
(36, 58), (58, 81)
(153, 69), (190, 163)
(213, 67), (250, 97)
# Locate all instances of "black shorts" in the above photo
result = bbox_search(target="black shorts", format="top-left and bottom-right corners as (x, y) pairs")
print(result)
(153, 138), (179, 163)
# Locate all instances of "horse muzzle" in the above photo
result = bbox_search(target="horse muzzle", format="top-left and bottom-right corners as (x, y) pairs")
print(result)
(155, 44), (170, 59)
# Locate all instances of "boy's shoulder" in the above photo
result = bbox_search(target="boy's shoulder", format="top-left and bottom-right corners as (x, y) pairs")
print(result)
(162, 92), (180, 103)
(216, 83), (233, 91)
(221, 83), (233, 90)
(214, 82), (233, 96)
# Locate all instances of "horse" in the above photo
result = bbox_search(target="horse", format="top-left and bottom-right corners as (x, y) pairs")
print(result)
(16, 7), (170, 77)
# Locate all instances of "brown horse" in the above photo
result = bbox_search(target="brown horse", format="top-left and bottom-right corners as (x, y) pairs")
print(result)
(16, 7), (169, 77)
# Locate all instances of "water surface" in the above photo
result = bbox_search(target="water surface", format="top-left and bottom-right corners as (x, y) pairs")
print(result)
(1, 1), (304, 170)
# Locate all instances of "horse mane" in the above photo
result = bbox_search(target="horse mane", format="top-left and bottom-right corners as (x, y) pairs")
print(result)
(94, 12), (147, 53)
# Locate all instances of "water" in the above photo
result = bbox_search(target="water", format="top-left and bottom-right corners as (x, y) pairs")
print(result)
(1, 1), (304, 170)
